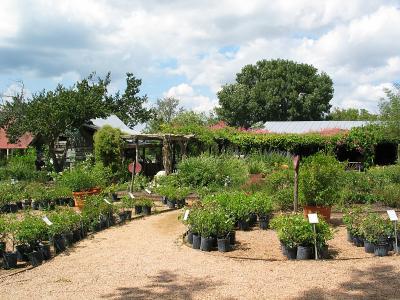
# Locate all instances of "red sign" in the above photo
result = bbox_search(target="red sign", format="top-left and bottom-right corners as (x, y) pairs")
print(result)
(128, 161), (142, 174)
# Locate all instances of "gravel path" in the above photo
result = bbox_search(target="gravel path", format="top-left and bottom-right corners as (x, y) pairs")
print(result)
(1, 210), (400, 300)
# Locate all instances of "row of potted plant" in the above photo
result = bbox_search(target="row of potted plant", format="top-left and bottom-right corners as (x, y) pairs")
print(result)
(343, 206), (398, 256)
(0, 195), (155, 269)
(270, 213), (333, 260)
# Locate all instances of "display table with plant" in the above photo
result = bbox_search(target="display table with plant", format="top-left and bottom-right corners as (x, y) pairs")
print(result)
(300, 153), (345, 221)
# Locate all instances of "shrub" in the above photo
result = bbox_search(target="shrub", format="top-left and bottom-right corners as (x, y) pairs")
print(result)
(15, 214), (49, 246)
(251, 193), (273, 217)
(245, 151), (292, 175)
(264, 168), (293, 210)
(373, 183), (400, 208)
(59, 165), (101, 192)
(360, 213), (392, 243)
(300, 153), (344, 207)
(136, 198), (153, 208)
(177, 154), (248, 188)
(342, 206), (371, 237)
(339, 171), (377, 205)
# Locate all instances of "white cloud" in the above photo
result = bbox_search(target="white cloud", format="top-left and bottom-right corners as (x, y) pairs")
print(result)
(164, 83), (217, 112)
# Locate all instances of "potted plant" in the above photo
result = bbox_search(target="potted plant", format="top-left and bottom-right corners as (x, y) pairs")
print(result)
(121, 195), (134, 220)
(300, 153), (344, 221)
(59, 166), (102, 209)
(197, 208), (216, 252)
(186, 204), (202, 249)
(360, 213), (392, 256)
(214, 207), (235, 252)
(0, 216), (7, 256)
(2, 215), (18, 269)
(315, 218), (334, 259)
(252, 193), (273, 230)
(140, 198), (153, 216)
(343, 206), (370, 247)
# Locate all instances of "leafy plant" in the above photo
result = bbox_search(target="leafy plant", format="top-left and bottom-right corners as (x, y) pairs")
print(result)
(251, 193), (273, 217)
(59, 165), (100, 192)
(360, 213), (392, 244)
(15, 214), (49, 246)
(342, 205), (371, 237)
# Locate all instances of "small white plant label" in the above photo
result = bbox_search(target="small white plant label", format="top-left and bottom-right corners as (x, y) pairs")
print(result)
(42, 216), (53, 226)
(183, 210), (190, 221)
(387, 210), (398, 221)
(145, 188), (152, 194)
(103, 198), (111, 205)
(308, 213), (319, 224)
(129, 192), (135, 199)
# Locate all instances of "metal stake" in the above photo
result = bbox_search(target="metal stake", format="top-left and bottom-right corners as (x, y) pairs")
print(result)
(313, 223), (318, 260)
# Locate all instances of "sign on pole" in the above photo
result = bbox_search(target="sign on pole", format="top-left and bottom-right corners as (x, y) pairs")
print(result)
(42, 216), (53, 226)
(183, 210), (190, 221)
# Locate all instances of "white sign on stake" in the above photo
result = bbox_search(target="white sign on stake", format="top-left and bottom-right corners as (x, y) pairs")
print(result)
(183, 210), (190, 221)
(103, 198), (111, 205)
(129, 192), (135, 199)
(308, 213), (319, 224)
(145, 188), (152, 194)
(387, 210), (398, 221)
(42, 216), (53, 226)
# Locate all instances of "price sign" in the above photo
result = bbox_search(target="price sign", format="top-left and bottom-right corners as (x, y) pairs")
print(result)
(308, 213), (319, 224)
(183, 210), (190, 221)
(103, 198), (111, 205)
(145, 188), (152, 194)
(129, 192), (135, 199)
(387, 210), (398, 221)
(42, 216), (53, 226)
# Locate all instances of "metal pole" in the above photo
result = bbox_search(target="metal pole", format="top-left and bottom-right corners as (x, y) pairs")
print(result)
(395, 220), (398, 255)
(313, 223), (318, 260)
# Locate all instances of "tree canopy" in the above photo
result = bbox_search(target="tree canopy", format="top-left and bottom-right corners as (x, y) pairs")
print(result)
(216, 59), (334, 128)
(379, 83), (400, 139)
(328, 108), (377, 121)
(0, 72), (151, 171)
(144, 97), (183, 133)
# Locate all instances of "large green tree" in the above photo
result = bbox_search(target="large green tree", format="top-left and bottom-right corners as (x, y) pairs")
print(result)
(144, 97), (183, 133)
(216, 59), (334, 127)
(379, 83), (400, 138)
(328, 107), (377, 121)
(0, 72), (151, 171)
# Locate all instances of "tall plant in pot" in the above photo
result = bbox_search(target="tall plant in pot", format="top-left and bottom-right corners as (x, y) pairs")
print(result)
(213, 207), (235, 252)
(2, 214), (18, 269)
(360, 213), (392, 256)
(343, 206), (371, 247)
(300, 153), (344, 221)
(251, 193), (273, 230)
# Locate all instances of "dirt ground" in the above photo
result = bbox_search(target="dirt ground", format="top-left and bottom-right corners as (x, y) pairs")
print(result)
(1, 210), (399, 300)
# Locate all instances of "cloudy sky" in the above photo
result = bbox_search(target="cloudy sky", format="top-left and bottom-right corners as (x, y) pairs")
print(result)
(1, 0), (399, 115)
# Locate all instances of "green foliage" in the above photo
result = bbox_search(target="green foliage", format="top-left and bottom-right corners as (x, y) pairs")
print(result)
(270, 213), (333, 248)
(339, 171), (376, 205)
(328, 107), (377, 121)
(342, 205), (372, 236)
(131, 174), (149, 192)
(121, 195), (135, 209)
(15, 214), (48, 246)
(94, 125), (124, 178)
(216, 59), (333, 127)
(59, 164), (103, 192)
(360, 213), (392, 243)
(251, 193), (273, 216)
(374, 184), (400, 208)
(379, 84), (400, 139)
(245, 151), (292, 175)
(144, 97), (183, 133)
(300, 153), (344, 206)
(135, 198), (153, 208)
(177, 154), (248, 189)
(263, 168), (294, 210)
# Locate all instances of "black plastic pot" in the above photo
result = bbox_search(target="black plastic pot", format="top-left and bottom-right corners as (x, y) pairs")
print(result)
(16, 244), (32, 261)
(16, 201), (23, 210)
(142, 206), (151, 216)
(249, 213), (257, 226)
(387, 238), (394, 251)
(125, 210), (132, 220)
(217, 238), (230, 252)
(227, 231), (236, 245)
(63, 232), (74, 247)
(27, 250), (43, 267)
(22, 199), (32, 210)
(37, 243), (52, 260)
(187, 231), (193, 244)
(111, 193), (118, 202)
(0, 241), (6, 256)
(192, 234), (201, 249)
(118, 212), (127, 223)
(134, 205), (143, 215)
(317, 245), (329, 259)
(238, 220), (250, 231)
(49, 201), (56, 210)
(352, 235), (364, 247)
(2, 252), (18, 269)
(53, 234), (66, 253)
(167, 199), (176, 209)
(200, 236), (214, 252)
(282, 245), (297, 260)
(68, 198), (75, 207)
(73, 229), (82, 242)
(374, 243), (389, 257)
(297, 245), (312, 260)
(259, 215), (270, 230)
(161, 196), (167, 205)
(176, 199), (186, 209)
(364, 240), (375, 254)
(0, 204), (9, 213)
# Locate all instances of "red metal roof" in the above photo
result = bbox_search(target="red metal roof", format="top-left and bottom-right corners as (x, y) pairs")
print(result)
(0, 128), (34, 149)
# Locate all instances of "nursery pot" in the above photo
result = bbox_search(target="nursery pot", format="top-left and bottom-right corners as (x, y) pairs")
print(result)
(118, 212), (127, 223)
(352, 235), (364, 247)
(374, 243), (389, 257)
(282, 245), (297, 260)
(176, 199), (186, 209)
(111, 193), (118, 202)
(36, 243), (52, 260)
(125, 210), (132, 220)
(63, 231), (74, 247)
(200, 236), (214, 252)
(167, 199), (176, 209)
(68, 198), (75, 207)
(142, 206), (151, 216)
(16, 201), (23, 210)
(192, 234), (201, 250)
(22, 199), (32, 209)
(2, 252), (18, 269)
(9, 203), (18, 213)
(134, 205), (143, 215)
(73, 188), (101, 209)
(27, 250), (43, 267)
(297, 245), (312, 260)
(317, 245), (329, 259)
(387, 238), (394, 252)
(303, 205), (331, 222)
(364, 240), (375, 254)
(53, 234), (66, 253)
(16, 244), (32, 261)
(217, 238), (230, 252)
(186, 231), (193, 244)
(72, 229), (82, 242)
(259, 215), (270, 230)
(0, 241), (6, 256)
(31, 201), (39, 210)
(161, 196), (167, 205)
(249, 213), (257, 226)
(238, 220), (250, 231)
(227, 231), (236, 245)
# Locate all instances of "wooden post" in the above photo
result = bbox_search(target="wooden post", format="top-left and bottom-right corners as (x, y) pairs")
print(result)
(162, 136), (172, 175)
(293, 155), (300, 212)
(130, 138), (139, 192)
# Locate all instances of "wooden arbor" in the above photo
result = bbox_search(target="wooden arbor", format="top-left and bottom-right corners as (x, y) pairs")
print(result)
(122, 133), (194, 176)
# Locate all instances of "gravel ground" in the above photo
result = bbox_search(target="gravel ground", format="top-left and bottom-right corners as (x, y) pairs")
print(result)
(1, 210), (400, 300)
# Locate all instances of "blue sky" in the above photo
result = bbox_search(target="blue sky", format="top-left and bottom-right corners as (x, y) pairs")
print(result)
(1, 0), (400, 117)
